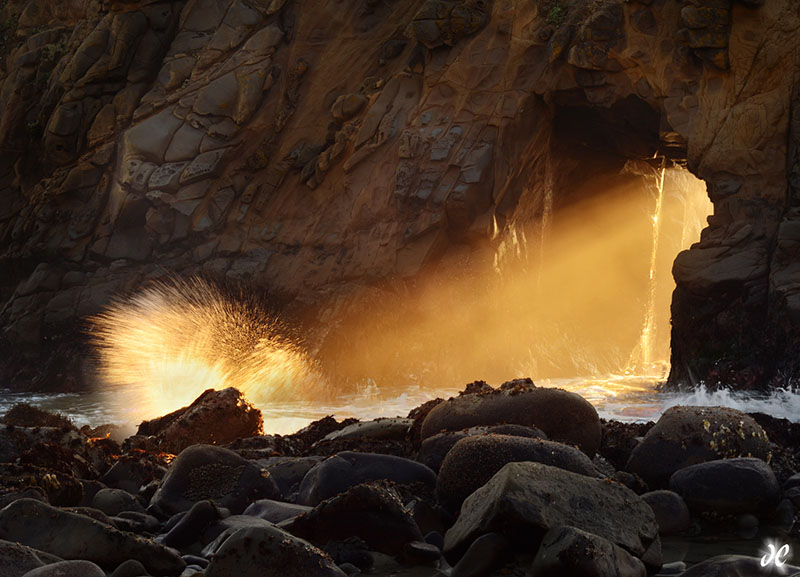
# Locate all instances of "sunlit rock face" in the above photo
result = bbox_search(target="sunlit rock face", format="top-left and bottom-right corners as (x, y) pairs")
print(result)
(0, 0), (797, 390)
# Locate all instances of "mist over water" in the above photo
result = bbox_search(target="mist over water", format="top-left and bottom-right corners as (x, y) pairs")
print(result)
(15, 165), (799, 434)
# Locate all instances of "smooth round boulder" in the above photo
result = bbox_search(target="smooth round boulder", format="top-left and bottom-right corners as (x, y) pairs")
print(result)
(625, 406), (770, 488)
(669, 457), (780, 515)
(420, 382), (601, 455)
(531, 526), (646, 577)
(0, 539), (62, 577)
(91, 488), (145, 517)
(243, 499), (311, 524)
(436, 434), (598, 511)
(203, 525), (346, 577)
(640, 490), (690, 535)
(284, 482), (423, 556)
(669, 457), (780, 516)
(297, 451), (436, 506)
(22, 560), (105, 577)
(150, 444), (280, 516)
(0, 499), (184, 575)
(417, 425), (546, 473)
(450, 532), (510, 577)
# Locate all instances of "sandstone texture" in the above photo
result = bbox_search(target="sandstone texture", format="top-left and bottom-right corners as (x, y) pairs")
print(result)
(0, 0), (797, 389)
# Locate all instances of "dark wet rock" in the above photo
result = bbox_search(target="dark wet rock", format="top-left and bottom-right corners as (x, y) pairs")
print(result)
(420, 381), (601, 455)
(22, 560), (106, 577)
(417, 424), (547, 473)
(255, 456), (323, 499)
(450, 532), (510, 577)
(284, 481), (423, 556)
(436, 434), (598, 511)
(403, 540), (440, 564)
(408, 498), (450, 535)
(0, 488), (48, 509)
(150, 444), (280, 516)
(408, 398), (444, 449)
(531, 526), (647, 577)
(669, 457), (780, 516)
(203, 525), (347, 577)
(321, 418), (413, 442)
(91, 488), (144, 516)
(243, 499), (311, 523)
(137, 388), (263, 454)
(625, 406), (770, 488)
(679, 554), (800, 576)
(748, 412), (800, 483)
(322, 538), (373, 572)
(783, 472), (800, 490)
(0, 539), (62, 577)
(201, 515), (275, 550)
(110, 511), (160, 534)
(0, 463), (83, 506)
(1, 404), (73, 429)
(641, 490), (691, 535)
(162, 500), (223, 549)
(286, 416), (359, 452)
(600, 419), (655, 470)
(308, 438), (411, 458)
(417, 431), (469, 473)
(100, 451), (169, 495)
(225, 434), (302, 459)
(108, 559), (149, 577)
(64, 506), (116, 527)
(0, 499), (184, 575)
(444, 462), (658, 559)
(297, 451), (436, 506)
(611, 470), (649, 494)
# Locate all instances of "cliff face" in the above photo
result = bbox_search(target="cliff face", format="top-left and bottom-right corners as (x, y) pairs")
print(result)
(0, 0), (797, 390)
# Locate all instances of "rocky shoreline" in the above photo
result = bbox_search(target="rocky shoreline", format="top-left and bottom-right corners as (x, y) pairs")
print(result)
(1, 379), (799, 577)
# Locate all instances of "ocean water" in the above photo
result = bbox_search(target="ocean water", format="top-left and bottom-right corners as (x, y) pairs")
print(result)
(3, 375), (800, 435)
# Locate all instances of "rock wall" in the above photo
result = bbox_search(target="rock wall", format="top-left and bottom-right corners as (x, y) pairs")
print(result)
(0, 0), (797, 390)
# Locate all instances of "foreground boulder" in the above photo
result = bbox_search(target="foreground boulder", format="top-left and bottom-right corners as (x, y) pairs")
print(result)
(420, 381), (601, 455)
(137, 388), (263, 453)
(297, 451), (436, 506)
(320, 418), (414, 442)
(203, 525), (347, 577)
(640, 491), (691, 535)
(531, 526), (646, 577)
(284, 482), (423, 555)
(436, 434), (598, 511)
(150, 444), (280, 516)
(417, 424), (547, 473)
(22, 560), (105, 577)
(669, 457), (780, 516)
(625, 406), (770, 488)
(444, 462), (658, 560)
(0, 539), (62, 577)
(0, 499), (185, 575)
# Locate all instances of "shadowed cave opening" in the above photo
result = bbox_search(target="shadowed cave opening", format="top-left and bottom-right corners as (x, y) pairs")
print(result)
(318, 93), (713, 393)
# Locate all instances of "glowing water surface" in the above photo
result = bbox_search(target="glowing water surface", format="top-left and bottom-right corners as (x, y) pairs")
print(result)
(4, 375), (800, 436)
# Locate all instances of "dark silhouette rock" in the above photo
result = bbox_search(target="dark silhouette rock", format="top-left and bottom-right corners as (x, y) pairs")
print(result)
(669, 457), (780, 516)
(436, 433), (598, 511)
(150, 444), (280, 516)
(444, 462), (658, 560)
(420, 382), (601, 455)
(297, 451), (436, 507)
(626, 406), (770, 488)
(137, 388), (263, 453)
